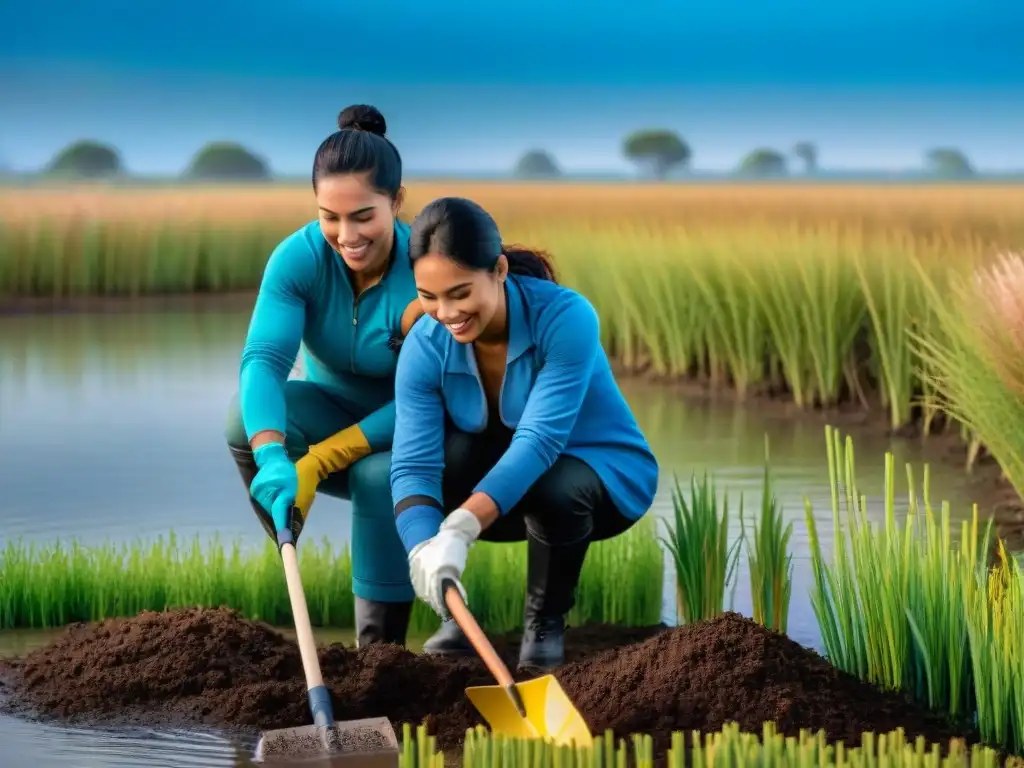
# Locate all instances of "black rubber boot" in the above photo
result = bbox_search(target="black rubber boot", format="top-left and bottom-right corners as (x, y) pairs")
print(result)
(517, 537), (590, 672)
(422, 618), (474, 655)
(355, 597), (414, 648)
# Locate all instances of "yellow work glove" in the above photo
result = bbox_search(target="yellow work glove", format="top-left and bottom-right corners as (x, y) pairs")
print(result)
(293, 424), (372, 516)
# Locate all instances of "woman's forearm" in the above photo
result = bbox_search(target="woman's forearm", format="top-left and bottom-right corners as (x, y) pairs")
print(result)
(249, 430), (286, 451)
(458, 492), (500, 529)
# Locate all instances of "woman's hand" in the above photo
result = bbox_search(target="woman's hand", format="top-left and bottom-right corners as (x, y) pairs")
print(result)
(408, 508), (482, 616)
(249, 442), (301, 540)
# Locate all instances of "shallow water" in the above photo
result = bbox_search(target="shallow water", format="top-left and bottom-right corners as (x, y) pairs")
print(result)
(0, 716), (259, 767)
(0, 300), (999, 766)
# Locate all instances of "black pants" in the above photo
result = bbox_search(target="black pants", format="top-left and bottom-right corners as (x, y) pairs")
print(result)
(431, 417), (635, 619)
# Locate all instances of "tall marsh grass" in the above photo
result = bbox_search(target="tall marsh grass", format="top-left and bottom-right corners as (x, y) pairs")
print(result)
(0, 518), (663, 634)
(660, 425), (1022, 753)
(4, 183), (1024, 436)
(913, 250), (1024, 503)
(806, 426), (1024, 754)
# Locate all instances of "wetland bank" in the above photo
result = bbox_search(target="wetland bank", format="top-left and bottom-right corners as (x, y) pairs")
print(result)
(0, 606), (994, 762)
(3, 182), (1024, 765)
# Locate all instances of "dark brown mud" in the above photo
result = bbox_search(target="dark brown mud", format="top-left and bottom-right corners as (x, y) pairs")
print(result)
(0, 607), (980, 760)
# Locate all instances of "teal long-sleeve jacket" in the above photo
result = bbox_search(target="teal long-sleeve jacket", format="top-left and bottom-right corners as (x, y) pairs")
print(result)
(238, 219), (416, 451)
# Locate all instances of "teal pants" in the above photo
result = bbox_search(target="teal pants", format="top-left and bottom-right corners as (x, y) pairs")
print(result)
(224, 380), (415, 603)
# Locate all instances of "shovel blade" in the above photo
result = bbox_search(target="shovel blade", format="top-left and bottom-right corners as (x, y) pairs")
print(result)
(465, 674), (593, 748)
(255, 716), (399, 767)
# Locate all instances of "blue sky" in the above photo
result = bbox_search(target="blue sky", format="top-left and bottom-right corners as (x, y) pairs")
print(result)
(1, 0), (1021, 174)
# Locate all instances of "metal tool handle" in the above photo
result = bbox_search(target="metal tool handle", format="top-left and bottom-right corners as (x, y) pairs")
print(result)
(279, 519), (334, 727)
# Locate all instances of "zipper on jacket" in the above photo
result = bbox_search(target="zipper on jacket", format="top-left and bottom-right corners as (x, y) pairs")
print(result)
(348, 281), (385, 373)
(350, 297), (359, 371)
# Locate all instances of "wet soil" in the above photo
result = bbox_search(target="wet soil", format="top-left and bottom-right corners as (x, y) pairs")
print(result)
(0, 607), (981, 761)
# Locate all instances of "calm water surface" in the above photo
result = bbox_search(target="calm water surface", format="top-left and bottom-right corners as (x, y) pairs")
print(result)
(0, 302), (994, 766)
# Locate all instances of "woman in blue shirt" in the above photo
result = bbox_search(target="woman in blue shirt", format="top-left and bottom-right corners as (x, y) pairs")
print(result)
(389, 197), (659, 671)
(224, 105), (422, 649)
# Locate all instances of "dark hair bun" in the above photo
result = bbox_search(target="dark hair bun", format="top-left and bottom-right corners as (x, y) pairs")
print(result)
(338, 105), (387, 136)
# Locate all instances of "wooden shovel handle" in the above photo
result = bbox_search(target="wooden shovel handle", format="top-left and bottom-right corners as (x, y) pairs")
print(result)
(442, 578), (515, 688)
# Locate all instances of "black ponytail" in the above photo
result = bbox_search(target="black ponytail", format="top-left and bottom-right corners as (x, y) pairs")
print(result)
(500, 244), (557, 283)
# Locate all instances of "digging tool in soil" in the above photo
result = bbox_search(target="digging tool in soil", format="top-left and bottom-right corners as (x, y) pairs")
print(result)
(443, 578), (592, 747)
(254, 518), (399, 766)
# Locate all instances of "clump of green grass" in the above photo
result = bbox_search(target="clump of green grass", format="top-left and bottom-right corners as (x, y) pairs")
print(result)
(403, 722), (1009, 768)
(660, 439), (793, 633)
(661, 471), (743, 624)
(744, 438), (793, 633)
(0, 519), (663, 634)
(806, 425), (1023, 753)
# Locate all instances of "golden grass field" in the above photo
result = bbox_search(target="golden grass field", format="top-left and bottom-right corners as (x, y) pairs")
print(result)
(4, 181), (1024, 231)
(3, 180), (1024, 493)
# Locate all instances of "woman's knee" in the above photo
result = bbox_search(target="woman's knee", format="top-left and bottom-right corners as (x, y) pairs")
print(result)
(348, 452), (393, 516)
(521, 456), (605, 545)
(443, 429), (481, 473)
(223, 392), (248, 450)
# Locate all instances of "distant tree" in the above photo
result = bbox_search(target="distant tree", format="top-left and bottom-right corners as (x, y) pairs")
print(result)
(623, 130), (691, 180)
(184, 142), (271, 181)
(45, 140), (123, 178)
(925, 147), (974, 178)
(738, 148), (788, 177)
(514, 149), (561, 178)
(792, 141), (818, 174)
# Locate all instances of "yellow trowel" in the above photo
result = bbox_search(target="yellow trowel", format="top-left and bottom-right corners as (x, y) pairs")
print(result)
(441, 578), (593, 748)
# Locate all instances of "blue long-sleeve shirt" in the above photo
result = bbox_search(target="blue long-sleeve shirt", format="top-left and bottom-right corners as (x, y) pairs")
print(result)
(238, 219), (415, 451)
(390, 274), (660, 552)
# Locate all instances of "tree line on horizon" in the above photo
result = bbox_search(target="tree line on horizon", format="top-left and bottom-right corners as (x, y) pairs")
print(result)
(10, 132), (978, 182)
(519, 132), (977, 180)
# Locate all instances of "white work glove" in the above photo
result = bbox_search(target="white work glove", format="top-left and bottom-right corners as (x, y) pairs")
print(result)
(408, 508), (482, 617)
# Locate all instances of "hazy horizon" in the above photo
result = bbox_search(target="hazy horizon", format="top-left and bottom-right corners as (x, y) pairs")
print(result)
(2, 0), (1021, 176)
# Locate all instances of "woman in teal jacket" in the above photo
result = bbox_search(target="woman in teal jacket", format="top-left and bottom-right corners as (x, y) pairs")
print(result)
(389, 197), (659, 671)
(224, 105), (422, 648)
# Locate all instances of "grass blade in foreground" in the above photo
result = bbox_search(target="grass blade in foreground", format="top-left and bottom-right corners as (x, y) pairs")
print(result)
(400, 722), (1009, 768)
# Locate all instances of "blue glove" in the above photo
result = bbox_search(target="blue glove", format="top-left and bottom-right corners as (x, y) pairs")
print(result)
(249, 443), (299, 536)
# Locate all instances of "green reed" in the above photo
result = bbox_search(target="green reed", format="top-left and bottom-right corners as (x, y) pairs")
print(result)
(400, 722), (1009, 768)
(743, 438), (794, 634)
(661, 471), (743, 625)
(0, 518), (663, 634)
(805, 426), (1024, 753)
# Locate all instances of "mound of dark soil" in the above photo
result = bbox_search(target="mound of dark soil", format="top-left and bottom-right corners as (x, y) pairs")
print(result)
(0, 607), (976, 758)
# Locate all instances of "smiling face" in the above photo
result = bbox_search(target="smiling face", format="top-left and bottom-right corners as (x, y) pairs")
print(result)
(414, 252), (508, 343)
(316, 173), (403, 274)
